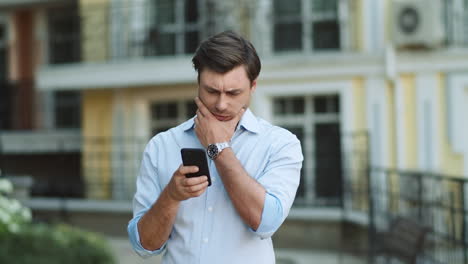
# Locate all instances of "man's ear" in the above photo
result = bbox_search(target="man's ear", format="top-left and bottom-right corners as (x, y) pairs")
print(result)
(250, 79), (257, 93)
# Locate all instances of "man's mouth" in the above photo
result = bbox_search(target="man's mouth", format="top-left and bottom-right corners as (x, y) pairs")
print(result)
(214, 114), (231, 121)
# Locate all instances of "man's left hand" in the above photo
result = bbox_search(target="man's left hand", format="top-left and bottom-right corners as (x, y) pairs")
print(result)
(194, 97), (245, 147)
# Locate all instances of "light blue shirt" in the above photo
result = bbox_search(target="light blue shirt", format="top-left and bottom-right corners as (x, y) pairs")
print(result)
(128, 109), (303, 264)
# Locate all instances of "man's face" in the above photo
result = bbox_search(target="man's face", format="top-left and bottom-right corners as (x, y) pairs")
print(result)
(198, 66), (256, 122)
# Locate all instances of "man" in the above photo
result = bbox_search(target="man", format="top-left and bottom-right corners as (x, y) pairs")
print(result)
(128, 31), (303, 263)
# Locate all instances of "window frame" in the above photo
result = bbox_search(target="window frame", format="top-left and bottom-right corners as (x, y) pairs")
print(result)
(271, 0), (349, 54)
(272, 95), (341, 206)
(0, 14), (8, 81)
(46, 4), (81, 64)
(53, 90), (82, 129)
(150, 99), (196, 135)
(150, 0), (205, 56)
(445, 0), (468, 46)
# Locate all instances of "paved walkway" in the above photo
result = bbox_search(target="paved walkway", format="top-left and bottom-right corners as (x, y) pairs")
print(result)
(107, 237), (365, 264)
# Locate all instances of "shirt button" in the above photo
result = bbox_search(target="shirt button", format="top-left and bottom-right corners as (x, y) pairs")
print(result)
(203, 238), (209, 243)
(212, 178), (216, 183)
(208, 206), (213, 212)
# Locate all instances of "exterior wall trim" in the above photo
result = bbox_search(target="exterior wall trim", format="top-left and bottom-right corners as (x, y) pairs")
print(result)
(447, 73), (468, 177)
(253, 80), (354, 133)
(416, 72), (440, 171)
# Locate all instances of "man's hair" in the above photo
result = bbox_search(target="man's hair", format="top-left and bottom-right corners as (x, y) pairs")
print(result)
(192, 30), (261, 84)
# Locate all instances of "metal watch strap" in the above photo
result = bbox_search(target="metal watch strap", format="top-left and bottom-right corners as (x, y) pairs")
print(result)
(216, 142), (230, 152)
(207, 141), (230, 160)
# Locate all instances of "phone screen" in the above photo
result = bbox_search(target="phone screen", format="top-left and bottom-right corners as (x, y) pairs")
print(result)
(180, 148), (212, 186)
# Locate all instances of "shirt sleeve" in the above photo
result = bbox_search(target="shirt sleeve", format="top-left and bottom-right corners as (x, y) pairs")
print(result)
(252, 130), (303, 239)
(128, 211), (167, 258)
(127, 139), (167, 257)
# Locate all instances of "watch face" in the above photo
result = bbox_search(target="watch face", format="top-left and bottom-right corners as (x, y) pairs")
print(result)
(207, 144), (218, 159)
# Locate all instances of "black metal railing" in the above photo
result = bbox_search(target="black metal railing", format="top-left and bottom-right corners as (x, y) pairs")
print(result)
(369, 168), (468, 264)
(3, 131), (468, 263)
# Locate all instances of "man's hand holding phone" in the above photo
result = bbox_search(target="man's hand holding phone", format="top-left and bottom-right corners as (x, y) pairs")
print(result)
(167, 165), (209, 202)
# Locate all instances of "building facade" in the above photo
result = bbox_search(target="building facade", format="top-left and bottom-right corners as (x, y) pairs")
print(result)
(1, 0), (468, 230)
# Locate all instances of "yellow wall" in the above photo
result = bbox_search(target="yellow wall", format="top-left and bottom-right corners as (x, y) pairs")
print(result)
(386, 82), (396, 168)
(352, 77), (367, 131)
(351, 0), (364, 51)
(82, 90), (113, 199)
(80, 0), (109, 62)
(400, 74), (418, 169)
(437, 74), (464, 176)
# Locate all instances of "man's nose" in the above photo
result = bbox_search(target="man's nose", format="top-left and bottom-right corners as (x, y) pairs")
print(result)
(215, 94), (228, 112)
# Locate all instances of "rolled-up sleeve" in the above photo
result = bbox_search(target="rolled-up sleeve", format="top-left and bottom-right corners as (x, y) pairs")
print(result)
(252, 130), (303, 239)
(128, 211), (167, 258)
(127, 139), (166, 258)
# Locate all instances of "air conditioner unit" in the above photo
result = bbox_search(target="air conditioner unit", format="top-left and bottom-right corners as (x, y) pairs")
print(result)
(393, 0), (445, 48)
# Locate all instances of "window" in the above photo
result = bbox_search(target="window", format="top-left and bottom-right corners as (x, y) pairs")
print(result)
(273, 0), (340, 52)
(444, 0), (468, 46)
(147, 0), (202, 56)
(0, 22), (7, 81)
(273, 95), (342, 206)
(0, 22), (10, 130)
(47, 5), (81, 64)
(273, 0), (341, 52)
(150, 100), (196, 135)
(54, 91), (81, 129)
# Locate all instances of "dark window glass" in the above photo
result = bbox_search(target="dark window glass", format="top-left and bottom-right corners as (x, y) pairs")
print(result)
(331, 95), (340, 113)
(273, 0), (302, 52)
(185, 31), (199, 54)
(312, 0), (338, 14)
(314, 123), (342, 202)
(274, 23), (302, 51)
(185, 0), (198, 23)
(314, 96), (327, 113)
(152, 126), (172, 136)
(0, 26), (6, 81)
(274, 0), (301, 17)
(291, 97), (305, 114)
(48, 5), (81, 64)
(186, 101), (197, 118)
(314, 95), (340, 113)
(156, 0), (175, 24)
(284, 126), (305, 201)
(54, 91), (81, 129)
(312, 20), (340, 50)
(273, 98), (286, 115)
(274, 97), (305, 115)
(156, 33), (176, 55)
(0, 25), (9, 129)
(151, 102), (178, 119)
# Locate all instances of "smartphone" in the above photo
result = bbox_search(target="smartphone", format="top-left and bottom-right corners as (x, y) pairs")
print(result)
(180, 148), (212, 186)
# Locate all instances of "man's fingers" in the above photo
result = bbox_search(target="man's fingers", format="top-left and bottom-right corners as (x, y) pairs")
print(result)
(186, 180), (209, 193)
(183, 176), (208, 186)
(178, 165), (199, 176)
(195, 97), (211, 117)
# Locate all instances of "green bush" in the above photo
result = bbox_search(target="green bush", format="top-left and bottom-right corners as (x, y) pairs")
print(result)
(0, 223), (116, 264)
(0, 178), (115, 263)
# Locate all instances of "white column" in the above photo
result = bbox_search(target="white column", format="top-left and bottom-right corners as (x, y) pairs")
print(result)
(362, 0), (385, 52)
(416, 72), (439, 171)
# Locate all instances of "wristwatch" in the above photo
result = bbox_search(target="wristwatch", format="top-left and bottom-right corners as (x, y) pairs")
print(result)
(207, 142), (230, 160)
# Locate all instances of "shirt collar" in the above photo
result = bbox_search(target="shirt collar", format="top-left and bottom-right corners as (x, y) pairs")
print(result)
(182, 108), (259, 134)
